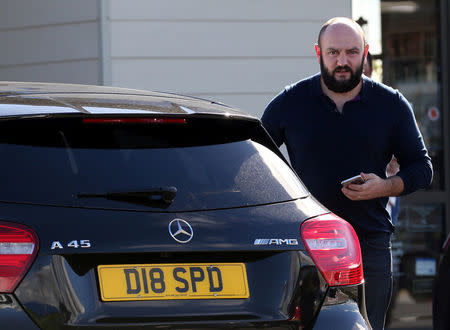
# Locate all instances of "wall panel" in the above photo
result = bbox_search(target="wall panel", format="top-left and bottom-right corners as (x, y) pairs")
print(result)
(111, 58), (318, 94)
(1, 0), (98, 29)
(0, 60), (100, 84)
(110, 21), (317, 57)
(0, 23), (99, 66)
(108, 0), (351, 116)
(0, 1), (101, 84)
(109, 0), (349, 21)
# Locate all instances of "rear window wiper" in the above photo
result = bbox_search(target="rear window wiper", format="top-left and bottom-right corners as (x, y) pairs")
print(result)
(77, 187), (177, 208)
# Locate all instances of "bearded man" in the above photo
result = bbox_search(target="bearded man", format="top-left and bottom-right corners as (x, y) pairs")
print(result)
(261, 17), (432, 330)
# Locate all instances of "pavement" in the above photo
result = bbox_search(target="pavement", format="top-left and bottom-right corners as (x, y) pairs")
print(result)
(386, 289), (432, 330)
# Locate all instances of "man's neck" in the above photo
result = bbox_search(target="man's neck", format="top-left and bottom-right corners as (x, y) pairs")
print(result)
(320, 78), (363, 113)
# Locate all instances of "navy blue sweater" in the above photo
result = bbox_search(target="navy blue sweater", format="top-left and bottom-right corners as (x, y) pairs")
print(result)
(262, 73), (433, 234)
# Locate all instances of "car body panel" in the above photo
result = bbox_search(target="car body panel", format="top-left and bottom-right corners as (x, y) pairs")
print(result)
(0, 294), (40, 330)
(312, 300), (370, 329)
(0, 198), (325, 254)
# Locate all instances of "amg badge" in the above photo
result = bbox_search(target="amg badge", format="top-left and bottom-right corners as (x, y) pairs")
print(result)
(254, 238), (298, 246)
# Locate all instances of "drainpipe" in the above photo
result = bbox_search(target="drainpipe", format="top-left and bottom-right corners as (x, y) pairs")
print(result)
(98, 0), (111, 86)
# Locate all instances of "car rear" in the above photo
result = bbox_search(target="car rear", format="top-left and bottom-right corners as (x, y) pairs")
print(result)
(0, 86), (370, 329)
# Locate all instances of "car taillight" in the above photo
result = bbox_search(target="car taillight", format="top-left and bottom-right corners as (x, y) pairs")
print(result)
(300, 213), (363, 287)
(0, 222), (39, 293)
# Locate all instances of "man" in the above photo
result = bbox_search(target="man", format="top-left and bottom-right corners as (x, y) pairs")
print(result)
(262, 17), (432, 330)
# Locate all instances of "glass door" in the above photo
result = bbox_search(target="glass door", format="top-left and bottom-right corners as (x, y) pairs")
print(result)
(354, 0), (448, 328)
(381, 1), (444, 328)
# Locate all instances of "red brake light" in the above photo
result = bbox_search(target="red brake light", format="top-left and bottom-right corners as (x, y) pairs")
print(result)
(300, 213), (363, 286)
(82, 118), (187, 124)
(0, 222), (39, 293)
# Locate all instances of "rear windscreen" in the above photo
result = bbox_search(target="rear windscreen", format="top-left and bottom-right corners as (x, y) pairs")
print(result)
(0, 117), (308, 211)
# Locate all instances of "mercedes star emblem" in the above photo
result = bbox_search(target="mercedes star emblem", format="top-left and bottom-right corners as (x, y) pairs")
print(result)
(168, 219), (194, 243)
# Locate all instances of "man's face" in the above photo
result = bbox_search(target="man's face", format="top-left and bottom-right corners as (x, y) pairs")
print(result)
(318, 23), (367, 93)
(320, 53), (364, 93)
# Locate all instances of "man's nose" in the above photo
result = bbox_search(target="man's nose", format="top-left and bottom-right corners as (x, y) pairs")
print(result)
(337, 53), (348, 66)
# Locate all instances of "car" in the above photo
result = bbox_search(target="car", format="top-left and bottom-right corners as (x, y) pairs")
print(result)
(0, 81), (370, 329)
(433, 232), (450, 329)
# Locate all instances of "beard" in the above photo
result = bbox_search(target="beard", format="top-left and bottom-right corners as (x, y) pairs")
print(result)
(320, 54), (364, 93)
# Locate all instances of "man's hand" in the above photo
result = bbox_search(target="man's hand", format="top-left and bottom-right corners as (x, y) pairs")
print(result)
(341, 172), (404, 201)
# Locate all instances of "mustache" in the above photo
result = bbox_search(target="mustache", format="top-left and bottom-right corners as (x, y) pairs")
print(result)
(333, 65), (352, 73)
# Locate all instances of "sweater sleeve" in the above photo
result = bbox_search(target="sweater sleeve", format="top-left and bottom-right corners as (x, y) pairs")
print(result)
(261, 90), (287, 147)
(393, 92), (433, 195)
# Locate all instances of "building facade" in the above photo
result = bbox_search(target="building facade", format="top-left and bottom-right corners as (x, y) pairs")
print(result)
(1, 0), (448, 328)
(0, 0), (350, 118)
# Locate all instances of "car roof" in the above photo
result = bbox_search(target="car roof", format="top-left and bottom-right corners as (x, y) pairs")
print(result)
(0, 81), (257, 120)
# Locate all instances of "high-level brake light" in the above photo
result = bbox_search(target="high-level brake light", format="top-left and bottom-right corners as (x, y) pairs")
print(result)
(82, 118), (187, 124)
(0, 222), (39, 293)
(300, 213), (363, 287)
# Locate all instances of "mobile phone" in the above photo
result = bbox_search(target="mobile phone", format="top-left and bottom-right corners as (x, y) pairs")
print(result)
(341, 175), (365, 187)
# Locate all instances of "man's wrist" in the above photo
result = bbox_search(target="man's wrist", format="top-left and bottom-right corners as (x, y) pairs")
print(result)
(385, 175), (404, 197)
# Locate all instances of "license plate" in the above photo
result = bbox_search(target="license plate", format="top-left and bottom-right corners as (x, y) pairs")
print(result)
(97, 263), (249, 301)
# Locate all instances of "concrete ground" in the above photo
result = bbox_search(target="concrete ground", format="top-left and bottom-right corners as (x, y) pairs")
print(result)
(386, 289), (432, 330)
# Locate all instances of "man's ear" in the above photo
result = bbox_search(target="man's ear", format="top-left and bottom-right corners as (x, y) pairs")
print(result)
(314, 44), (321, 62)
(364, 44), (369, 59)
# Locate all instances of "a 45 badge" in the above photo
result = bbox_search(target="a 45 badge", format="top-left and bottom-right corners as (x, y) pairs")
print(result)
(51, 240), (91, 250)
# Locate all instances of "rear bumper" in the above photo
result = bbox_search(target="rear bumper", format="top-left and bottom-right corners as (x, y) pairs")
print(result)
(312, 300), (371, 330)
(311, 285), (371, 330)
(0, 293), (369, 330)
(0, 294), (40, 330)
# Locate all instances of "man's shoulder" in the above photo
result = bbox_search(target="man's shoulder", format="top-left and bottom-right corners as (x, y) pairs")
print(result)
(283, 73), (319, 95)
(364, 77), (401, 100)
(264, 73), (319, 116)
(363, 78), (412, 119)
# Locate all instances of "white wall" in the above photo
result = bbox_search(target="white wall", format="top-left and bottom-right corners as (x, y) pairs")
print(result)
(0, 0), (101, 84)
(108, 0), (351, 117)
(0, 0), (352, 118)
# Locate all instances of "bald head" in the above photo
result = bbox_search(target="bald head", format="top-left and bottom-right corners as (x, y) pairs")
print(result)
(317, 17), (367, 49)
(314, 17), (369, 94)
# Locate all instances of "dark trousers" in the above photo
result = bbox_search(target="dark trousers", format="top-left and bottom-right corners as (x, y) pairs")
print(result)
(358, 232), (393, 330)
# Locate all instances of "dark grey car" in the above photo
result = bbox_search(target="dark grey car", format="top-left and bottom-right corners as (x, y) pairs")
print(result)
(0, 82), (370, 329)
